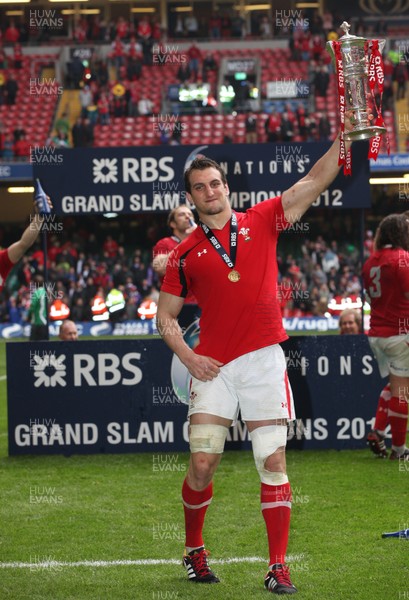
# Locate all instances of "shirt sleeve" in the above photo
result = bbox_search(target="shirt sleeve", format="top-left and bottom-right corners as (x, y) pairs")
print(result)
(248, 196), (291, 233)
(161, 248), (188, 298)
(152, 239), (172, 258)
(0, 249), (14, 286)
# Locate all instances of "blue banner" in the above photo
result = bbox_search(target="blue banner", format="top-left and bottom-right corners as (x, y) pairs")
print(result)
(0, 162), (33, 181)
(7, 335), (386, 455)
(0, 316), (344, 339)
(370, 153), (409, 172)
(0, 320), (157, 339)
(32, 142), (371, 214)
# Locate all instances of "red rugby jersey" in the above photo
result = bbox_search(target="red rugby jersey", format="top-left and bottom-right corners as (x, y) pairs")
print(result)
(153, 236), (180, 258)
(363, 247), (409, 337)
(153, 236), (196, 304)
(161, 196), (289, 364)
(0, 249), (14, 292)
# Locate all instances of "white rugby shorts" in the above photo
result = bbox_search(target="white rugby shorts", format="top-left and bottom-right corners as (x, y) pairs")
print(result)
(369, 334), (409, 379)
(188, 344), (295, 422)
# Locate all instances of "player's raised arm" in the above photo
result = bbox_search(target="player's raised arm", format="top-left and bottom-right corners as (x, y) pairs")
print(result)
(281, 117), (354, 223)
(7, 196), (53, 264)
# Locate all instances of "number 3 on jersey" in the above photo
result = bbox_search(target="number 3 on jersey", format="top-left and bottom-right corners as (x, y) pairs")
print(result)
(368, 266), (381, 298)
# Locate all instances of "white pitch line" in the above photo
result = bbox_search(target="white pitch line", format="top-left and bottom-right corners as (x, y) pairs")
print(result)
(0, 554), (306, 570)
(0, 375), (7, 381)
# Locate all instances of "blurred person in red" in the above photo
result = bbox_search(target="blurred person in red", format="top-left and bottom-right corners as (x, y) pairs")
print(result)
(73, 19), (87, 43)
(153, 205), (198, 330)
(137, 16), (152, 65)
(13, 43), (23, 69)
(116, 16), (129, 40)
(187, 42), (202, 82)
(103, 234), (119, 259)
(13, 133), (30, 159)
(5, 20), (20, 43)
(265, 110), (281, 143)
(363, 214), (409, 461)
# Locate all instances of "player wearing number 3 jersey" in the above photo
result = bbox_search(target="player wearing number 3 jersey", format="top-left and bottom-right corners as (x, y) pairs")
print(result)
(363, 213), (409, 461)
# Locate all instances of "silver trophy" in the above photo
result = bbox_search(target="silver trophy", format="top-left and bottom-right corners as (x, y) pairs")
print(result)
(327, 21), (386, 141)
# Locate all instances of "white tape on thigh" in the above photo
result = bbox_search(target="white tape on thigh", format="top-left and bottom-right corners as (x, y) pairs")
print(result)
(250, 425), (288, 485)
(189, 424), (228, 454)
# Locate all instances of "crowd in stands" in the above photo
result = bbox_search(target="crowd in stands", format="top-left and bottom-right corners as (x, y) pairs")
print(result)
(277, 236), (363, 318)
(0, 7), (407, 44)
(263, 106), (331, 143)
(59, 42), (337, 148)
(0, 7), (406, 155)
(0, 218), (159, 325)
(0, 212), (367, 325)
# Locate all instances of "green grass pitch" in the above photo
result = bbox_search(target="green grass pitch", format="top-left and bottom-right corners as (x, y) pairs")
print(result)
(0, 339), (408, 600)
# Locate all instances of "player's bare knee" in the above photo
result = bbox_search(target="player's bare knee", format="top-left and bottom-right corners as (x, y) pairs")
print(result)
(188, 454), (217, 489)
(191, 453), (215, 475)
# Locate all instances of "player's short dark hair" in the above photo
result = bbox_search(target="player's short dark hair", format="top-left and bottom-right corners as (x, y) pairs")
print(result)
(184, 157), (227, 194)
(374, 213), (409, 251)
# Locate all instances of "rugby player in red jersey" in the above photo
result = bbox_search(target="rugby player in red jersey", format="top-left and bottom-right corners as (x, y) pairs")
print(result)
(152, 205), (198, 329)
(363, 214), (409, 461)
(157, 127), (355, 594)
(152, 205), (197, 280)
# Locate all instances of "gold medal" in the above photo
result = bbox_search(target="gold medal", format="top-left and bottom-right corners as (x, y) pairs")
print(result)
(228, 269), (240, 282)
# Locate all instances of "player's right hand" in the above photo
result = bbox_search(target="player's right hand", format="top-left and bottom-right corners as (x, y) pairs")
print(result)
(184, 353), (223, 382)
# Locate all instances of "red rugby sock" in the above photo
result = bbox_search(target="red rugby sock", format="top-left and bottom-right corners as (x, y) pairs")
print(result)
(388, 396), (409, 448)
(182, 479), (213, 549)
(261, 482), (292, 567)
(374, 384), (391, 433)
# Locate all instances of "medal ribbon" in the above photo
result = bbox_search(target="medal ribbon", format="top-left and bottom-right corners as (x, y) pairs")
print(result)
(368, 39), (390, 160)
(199, 212), (238, 271)
(332, 41), (351, 176)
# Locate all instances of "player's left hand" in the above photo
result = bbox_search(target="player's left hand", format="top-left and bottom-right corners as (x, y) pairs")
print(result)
(186, 221), (197, 235)
(34, 195), (53, 213)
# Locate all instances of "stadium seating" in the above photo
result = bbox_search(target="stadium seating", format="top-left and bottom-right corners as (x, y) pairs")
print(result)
(0, 55), (59, 150)
(90, 46), (398, 151)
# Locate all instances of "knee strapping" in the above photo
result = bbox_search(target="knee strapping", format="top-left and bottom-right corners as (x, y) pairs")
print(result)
(250, 425), (288, 485)
(189, 424), (228, 454)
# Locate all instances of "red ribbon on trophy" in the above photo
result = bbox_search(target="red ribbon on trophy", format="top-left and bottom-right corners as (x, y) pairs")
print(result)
(327, 22), (388, 176)
(333, 41), (352, 176)
(367, 39), (390, 160)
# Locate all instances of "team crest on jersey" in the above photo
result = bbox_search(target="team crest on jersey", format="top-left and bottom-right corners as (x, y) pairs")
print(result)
(239, 227), (251, 241)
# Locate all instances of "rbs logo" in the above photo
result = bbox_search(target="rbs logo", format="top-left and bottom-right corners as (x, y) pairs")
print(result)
(73, 353), (142, 386)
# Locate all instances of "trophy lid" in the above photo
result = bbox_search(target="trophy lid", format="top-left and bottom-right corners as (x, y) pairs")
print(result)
(338, 21), (366, 42)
